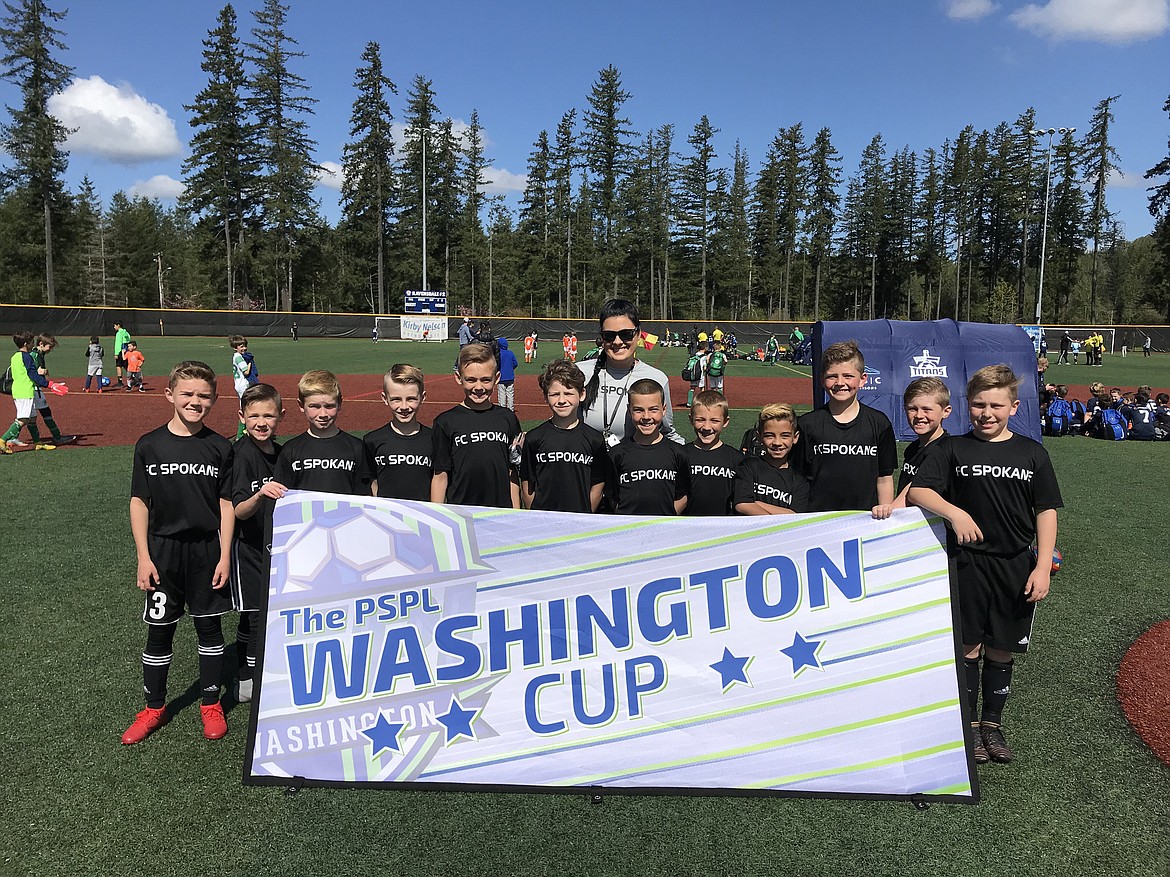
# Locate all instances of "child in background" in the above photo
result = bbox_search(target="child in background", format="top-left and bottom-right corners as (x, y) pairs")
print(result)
(607, 378), (690, 516)
(497, 337), (519, 411)
(795, 340), (897, 512)
(113, 320), (132, 388)
(1124, 392), (1158, 441)
(431, 342), (522, 509)
(684, 390), (742, 516)
(1154, 393), (1170, 440)
(122, 361), (235, 744)
(84, 336), (105, 393)
(685, 348), (707, 407)
(230, 335), (253, 439)
(125, 341), (146, 391)
(2, 331), (53, 452)
(521, 359), (607, 512)
(733, 404), (809, 515)
(28, 333), (75, 445)
(910, 365), (1063, 765)
(363, 364), (433, 501)
(523, 333), (535, 364)
(706, 343), (728, 396)
(270, 370), (376, 497)
(873, 377), (952, 518)
(569, 332), (578, 362)
(228, 383), (284, 702)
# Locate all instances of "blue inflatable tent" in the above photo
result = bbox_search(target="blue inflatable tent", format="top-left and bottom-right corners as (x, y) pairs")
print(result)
(812, 319), (1042, 443)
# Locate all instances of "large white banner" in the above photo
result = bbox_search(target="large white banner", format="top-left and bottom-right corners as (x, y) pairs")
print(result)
(245, 492), (976, 801)
(401, 315), (445, 341)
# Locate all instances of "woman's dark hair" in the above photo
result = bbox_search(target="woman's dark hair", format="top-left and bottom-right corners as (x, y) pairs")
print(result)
(583, 299), (640, 412)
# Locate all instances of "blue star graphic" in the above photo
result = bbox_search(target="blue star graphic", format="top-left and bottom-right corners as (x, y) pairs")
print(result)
(710, 647), (752, 691)
(781, 632), (826, 676)
(437, 697), (480, 743)
(362, 711), (406, 757)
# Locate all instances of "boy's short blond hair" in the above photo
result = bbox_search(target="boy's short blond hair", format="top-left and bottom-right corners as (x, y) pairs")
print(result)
(759, 403), (798, 429)
(967, 364), (1021, 402)
(903, 376), (950, 408)
(169, 360), (217, 392)
(456, 342), (496, 373)
(241, 382), (282, 411)
(299, 369), (342, 403)
(229, 334), (247, 348)
(822, 339), (865, 371)
(691, 389), (729, 419)
(384, 363), (425, 393)
(539, 359), (585, 395)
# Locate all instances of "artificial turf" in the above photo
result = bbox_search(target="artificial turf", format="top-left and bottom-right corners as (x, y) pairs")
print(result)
(1, 421), (1167, 876)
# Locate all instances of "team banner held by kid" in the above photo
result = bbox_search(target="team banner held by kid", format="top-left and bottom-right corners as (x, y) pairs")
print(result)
(245, 491), (976, 801)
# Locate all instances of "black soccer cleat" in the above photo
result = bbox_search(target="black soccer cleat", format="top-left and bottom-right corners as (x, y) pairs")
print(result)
(970, 723), (990, 764)
(981, 722), (1013, 763)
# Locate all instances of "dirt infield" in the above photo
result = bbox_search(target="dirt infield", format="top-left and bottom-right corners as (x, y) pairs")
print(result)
(1117, 622), (1170, 768)
(18, 373), (810, 449)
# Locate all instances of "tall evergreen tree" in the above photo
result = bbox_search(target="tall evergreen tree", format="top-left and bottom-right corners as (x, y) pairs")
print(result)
(773, 124), (808, 318)
(1145, 91), (1170, 321)
(518, 129), (554, 310)
(550, 109), (577, 315)
(0, 0), (71, 304)
(1047, 129), (1086, 320)
(74, 176), (110, 305)
(246, 0), (320, 312)
(915, 147), (946, 318)
(803, 127), (841, 321)
(182, 3), (258, 308)
(1080, 95), (1121, 322)
(459, 109), (489, 306)
(397, 75), (440, 294)
(676, 115), (720, 319)
(583, 65), (636, 295)
(339, 40), (396, 313)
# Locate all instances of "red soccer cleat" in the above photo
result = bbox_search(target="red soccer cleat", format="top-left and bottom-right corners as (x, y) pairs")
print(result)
(121, 705), (167, 745)
(200, 701), (227, 740)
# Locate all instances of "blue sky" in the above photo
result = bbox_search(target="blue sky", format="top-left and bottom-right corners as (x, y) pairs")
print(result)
(9, 0), (1169, 238)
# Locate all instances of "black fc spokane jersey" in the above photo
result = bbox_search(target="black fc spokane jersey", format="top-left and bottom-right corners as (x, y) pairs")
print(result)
(271, 431), (375, 496)
(363, 423), (434, 501)
(732, 458), (810, 514)
(911, 432), (1063, 556)
(229, 435), (281, 551)
(432, 404), (522, 508)
(608, 437), (691, 516)
(131, 425), (232, 537)
(683, 442), (743, 516)
(520, 419), (608, 512)
(795, 404), (897, 511)
(896, 432), (947, 496)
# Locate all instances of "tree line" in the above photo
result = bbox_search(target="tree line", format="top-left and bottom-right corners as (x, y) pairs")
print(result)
(3, 0), (1170, 325)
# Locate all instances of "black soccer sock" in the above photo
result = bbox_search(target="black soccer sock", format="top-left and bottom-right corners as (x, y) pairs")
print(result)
(963, 657), (981, 721)
(26, 420), (40, 442)
(980, 659), (1014, 726)
(41, 413), (61, 440)
(193, 615), (226, 705)
(236, 613), (254, 680)
(142, 623), (178, 709)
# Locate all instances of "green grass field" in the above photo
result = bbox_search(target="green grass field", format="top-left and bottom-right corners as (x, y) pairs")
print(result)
(1, 408), (1168, 875)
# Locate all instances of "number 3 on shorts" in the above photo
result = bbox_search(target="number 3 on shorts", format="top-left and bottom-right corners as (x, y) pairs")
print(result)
(147, 591), (168, 620)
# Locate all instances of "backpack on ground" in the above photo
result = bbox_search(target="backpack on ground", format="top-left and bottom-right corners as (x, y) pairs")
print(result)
(707, 351), (727, 377)
(1069, 399), (1086, 433)
(1045, 398), (1074, 436)
(0, 365), (11, 395)
(1092, 407), (1127, 441)
(682, 354), (702, 382)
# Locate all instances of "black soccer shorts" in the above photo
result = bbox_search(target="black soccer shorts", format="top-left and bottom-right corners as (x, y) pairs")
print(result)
(143, 534), (232, 625)
(956, 547), (1036, 653)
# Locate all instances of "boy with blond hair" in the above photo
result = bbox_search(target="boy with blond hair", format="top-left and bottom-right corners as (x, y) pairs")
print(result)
(269, 370), (376, 496)
(122, 361), (235, 744)
(684, 389), (742, 516)
(910, 365), (1063, 765)
(795, 340), (897, 512)
(873, 376), (952, 518)
(733, 404), (809, 515)
(363, 364), (433, 501)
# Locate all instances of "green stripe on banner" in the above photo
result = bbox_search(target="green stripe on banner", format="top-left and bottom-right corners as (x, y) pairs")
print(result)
(869, 543), (941, 567)
(481, 517), (667, 555)
(393, 730), (445, 781)
(480, 512), (846, 587)
(861, 516), (940, 541)
(342, 746), (355, 782)
(924, 781), (974, 795)
(426, 659), (957, 775)
(866, 568), (948, 596)
(743, 739), (965, 789)
(566, 698), (960, 785)
(814, 596), (952, 636)
(829, 626), (954, 661)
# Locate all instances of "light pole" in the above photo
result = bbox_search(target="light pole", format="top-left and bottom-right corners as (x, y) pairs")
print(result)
(154, 252), (165, 309)
(1028, 126), (1075, 324)
(420, 128), (428, 292)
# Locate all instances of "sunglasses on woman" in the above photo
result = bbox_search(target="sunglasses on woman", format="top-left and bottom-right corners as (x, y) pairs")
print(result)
(600, 329), (638, 343)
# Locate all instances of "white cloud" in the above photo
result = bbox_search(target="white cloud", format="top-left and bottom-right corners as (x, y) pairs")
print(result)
(1010, 0), (1168, 43)
(316, 160), (343, 190)
(48, 75), (182, 163)
(1107, 168), (1151, 189)
(128, 175), (184, 200)
(482, 167), (527, 194)
(946, 0), (998, 21)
